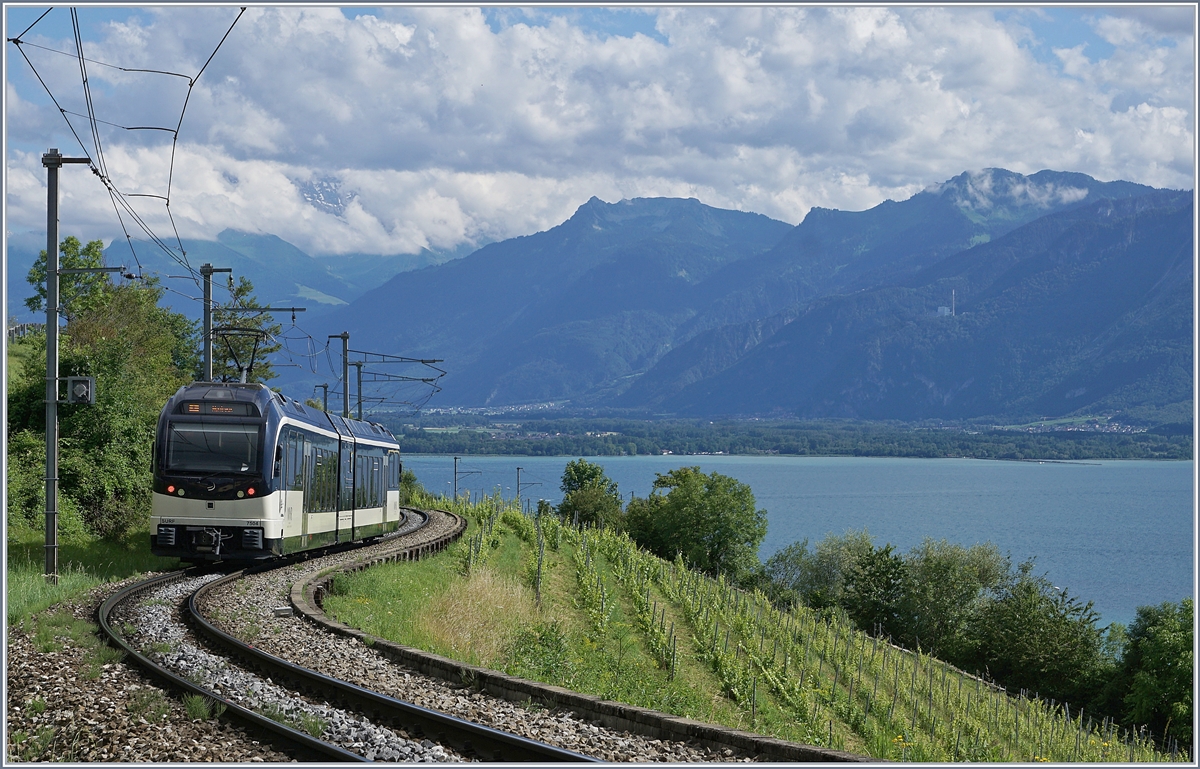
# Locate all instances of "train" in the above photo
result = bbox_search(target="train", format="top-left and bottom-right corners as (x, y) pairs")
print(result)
(151, 381), (404, 561)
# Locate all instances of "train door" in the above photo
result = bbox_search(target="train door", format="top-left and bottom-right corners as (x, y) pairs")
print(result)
(338, 437), (355, 542)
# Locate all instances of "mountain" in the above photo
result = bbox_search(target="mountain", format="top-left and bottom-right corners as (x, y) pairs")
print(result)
(6, 226), (474, 328)
(90, 230), (450, 324)
(10, 168), (1186, 425)
(614, 169), (1160, 409)
(673, 169), (1155, 334)
(313, 171), (1187, 422)
(5, 230), (46, 323)
(643, 190), (1192, 423)
(320, 197), (794, 404)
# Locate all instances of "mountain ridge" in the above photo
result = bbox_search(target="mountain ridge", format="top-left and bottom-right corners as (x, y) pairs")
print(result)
(6, 168), (1188, 425)
(645, 189), (1192, 423)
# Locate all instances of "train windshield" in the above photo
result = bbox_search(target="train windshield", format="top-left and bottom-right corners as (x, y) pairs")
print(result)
(167, 422), (260, 474)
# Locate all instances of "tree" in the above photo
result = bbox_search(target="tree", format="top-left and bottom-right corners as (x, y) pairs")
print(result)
(9, 270), (198, 539)
(1119, 599), (1193, 748)
(557, 459), (622, 527)
(625, 466), (767, 585)
(970, 561), (1107, 705)
(398, 468), (423, 506)
(764, 529), (875, 610)
(559, 485), (624, 529)
(24, 236), (111, 319)
(903, 538), (1008, 659)
(843, 543), (911, 641)
(560, 458), (619, 498)
(211, 276), (281, 383)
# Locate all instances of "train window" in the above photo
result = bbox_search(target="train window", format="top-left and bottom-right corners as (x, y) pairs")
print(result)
(387, 452), (400, 490)
(372, 457), (382, 507)
(280, 430), (301, 491)
(309, 447), (338, 514)
(167, 423), (260, 474)
(290, 433), (303, 490)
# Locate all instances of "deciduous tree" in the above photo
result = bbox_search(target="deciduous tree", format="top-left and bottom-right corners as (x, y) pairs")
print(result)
(626, 466), (766, 585)
(763, 529), (874, 610)
(24, 236), (111, 319)
(1120, 598), (1193, 747)
(557, 458), (622, 528)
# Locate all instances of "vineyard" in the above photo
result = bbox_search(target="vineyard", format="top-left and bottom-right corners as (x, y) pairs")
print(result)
(333, 496), (1186, 763)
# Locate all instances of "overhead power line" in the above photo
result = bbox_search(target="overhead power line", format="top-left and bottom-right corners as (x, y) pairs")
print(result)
(8, 6), (246, 285)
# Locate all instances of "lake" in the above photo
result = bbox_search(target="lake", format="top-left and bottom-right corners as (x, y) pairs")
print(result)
(400, 454), (1194, 627)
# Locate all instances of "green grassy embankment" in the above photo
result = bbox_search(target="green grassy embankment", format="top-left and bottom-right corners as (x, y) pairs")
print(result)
(323, 496), (1183, 762)
(6, 525), (179, 626)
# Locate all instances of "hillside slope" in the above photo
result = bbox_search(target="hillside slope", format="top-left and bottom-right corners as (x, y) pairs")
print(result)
(649, 190), (1193, 423)
(323, 197), (794, 404)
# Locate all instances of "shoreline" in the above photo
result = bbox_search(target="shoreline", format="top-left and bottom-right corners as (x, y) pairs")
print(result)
(399, 451), (1188, 462)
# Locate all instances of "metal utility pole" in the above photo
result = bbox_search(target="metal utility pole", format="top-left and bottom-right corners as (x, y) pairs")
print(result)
(329, 332), (349, 417)
(200, 263), (232, 381)
(516, 468), (539, 511)
(316, 383), (329, 411)
(41, 148), (96, 583)
(452, 457), (479, 503)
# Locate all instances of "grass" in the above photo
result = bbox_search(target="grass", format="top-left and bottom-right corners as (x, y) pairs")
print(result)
(21, 606), (127, 683)
(183, 694), (227, 721)
(183, 694), (212, 720)
(128, 688), (171, 722)
(257, 703), (325, 738)
(7, 335), (39, 389)
(6, 524), (180, 627)
(7, 727), (58, 762)
(324, 495), (1185, 763)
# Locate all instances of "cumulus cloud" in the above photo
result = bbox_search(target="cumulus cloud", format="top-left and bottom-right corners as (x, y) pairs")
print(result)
(5, 6), (1193, 257)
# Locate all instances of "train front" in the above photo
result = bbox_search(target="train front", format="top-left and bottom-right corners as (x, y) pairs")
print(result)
(151, 382), (282, 561)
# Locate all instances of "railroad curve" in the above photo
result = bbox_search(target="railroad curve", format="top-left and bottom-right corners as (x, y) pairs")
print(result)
(97, 506), (593, 761)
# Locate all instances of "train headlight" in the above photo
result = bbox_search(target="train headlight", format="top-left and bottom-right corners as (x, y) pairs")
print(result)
(176, 488), (185, 496)
(237, 490), (245, 498)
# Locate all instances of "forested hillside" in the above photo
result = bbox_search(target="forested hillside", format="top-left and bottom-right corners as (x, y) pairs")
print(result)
(323, 196), (793, 404)
(650, 191), (1193, 423)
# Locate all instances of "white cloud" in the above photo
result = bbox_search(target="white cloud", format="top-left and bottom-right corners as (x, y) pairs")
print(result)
(5, 6), (1193, 256)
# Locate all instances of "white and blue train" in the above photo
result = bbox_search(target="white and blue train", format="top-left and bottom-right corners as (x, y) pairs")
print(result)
(151, 381), (404, 561)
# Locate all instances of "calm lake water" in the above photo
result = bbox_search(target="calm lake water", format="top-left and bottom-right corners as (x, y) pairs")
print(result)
(401, 454), (1194, 627)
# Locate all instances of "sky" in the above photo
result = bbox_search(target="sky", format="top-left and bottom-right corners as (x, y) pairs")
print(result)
(4, 4), (1195, 259)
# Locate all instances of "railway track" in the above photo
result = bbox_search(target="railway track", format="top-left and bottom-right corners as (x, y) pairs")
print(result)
(97, 509), (595, 762)
(89, 507), (860, 762)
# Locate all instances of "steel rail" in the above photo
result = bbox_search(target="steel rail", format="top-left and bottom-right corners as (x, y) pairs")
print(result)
(189, 511), (598, 762)
(93, 509), (437, 762)
(97, 568), (367, 762)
